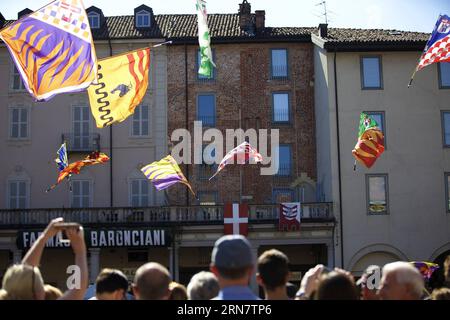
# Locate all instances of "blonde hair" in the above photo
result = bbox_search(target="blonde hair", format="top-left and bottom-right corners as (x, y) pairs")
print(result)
(1, 264), (45, 300)
(44, 284), (63, 300)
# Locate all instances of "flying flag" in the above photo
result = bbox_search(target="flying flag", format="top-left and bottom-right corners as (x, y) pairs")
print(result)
(352, 112), (385, 169)
(411, 261), (440, 280)
(224, 203), (248, 236)
(409, 14), (450, 86)
(209, 141), (263, 180)
(196, 0), (216, 77)
(46, 151), (109, 192)
(141, 155), (195, 196)
(55, 142), (69, 172)
(279, 202), (301, 231)
(0, 0), (98, 101)
(88, 48), (150, 128)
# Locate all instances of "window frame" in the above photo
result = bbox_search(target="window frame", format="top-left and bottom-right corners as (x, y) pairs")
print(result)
(7, 180), (30, 209)
(130, 105), (150, 138)
(270, 48), (289, 79)
(71, 104), (92, 150)
(272, 188), (296, 203)
(438, 62), (450, 89)
(88, 12), (100, 29)
(196, 93), (216, 127)
(441, 111), (450, 148)
(9, 106), (30, 140)
(366, 174), (389, 215)
(364, 111), (387, 149)
(272, 91), (291, 124)
(70, 179), (93, 208)
(10, 63), (26, 91)
(196, 48), (216, 80)
(360, 55), (383, 90)
(276, 144), (292, 177)
(129, 178), (152, 207)
(197, 191), (218, 205)
(136, 10), (151, 28)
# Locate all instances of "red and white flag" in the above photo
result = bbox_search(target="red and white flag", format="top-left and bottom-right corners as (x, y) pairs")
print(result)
(224, 203), (249, 236)
(209, 142), (263, 180)
(279, 202), (301, 231)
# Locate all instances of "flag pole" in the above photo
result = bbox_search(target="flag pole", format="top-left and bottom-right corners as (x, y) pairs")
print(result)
(408, 66), (419, 88)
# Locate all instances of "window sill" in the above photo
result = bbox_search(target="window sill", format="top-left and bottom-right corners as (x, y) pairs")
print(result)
(7, 139), (31, 146)
(361, 87), (384, 90)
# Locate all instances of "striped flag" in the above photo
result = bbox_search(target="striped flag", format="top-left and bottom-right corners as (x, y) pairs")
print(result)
(352, 113), (385, 169)
(196, 0), (216, 77)
(55, 142), (69, 172)
(141, 155), (195, 196)
(47, 151), (109, 192)
(224, 203), (249, 236)
(0, 0), (98, 101)
(209, 142), (263, 180)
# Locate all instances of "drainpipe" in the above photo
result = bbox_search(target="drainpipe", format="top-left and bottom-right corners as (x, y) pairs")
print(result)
(108, 37), (113, 208)
(184, 43), (189, 207)
(333, 50), (344, 268)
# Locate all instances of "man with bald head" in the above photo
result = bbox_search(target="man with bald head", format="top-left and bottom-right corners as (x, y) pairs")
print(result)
(378, 261), (424, 300)
(132, 262), (171, 300)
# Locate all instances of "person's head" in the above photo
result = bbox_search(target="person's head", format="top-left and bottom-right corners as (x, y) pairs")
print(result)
(133, 262), (171, 300)
(187, 271), (220, 300)
(95, 268), (129, 300)
(356, 265), (381, 300)
(44, 284), (63, 300)
(257, 249), (290, 292)
(379, 262), (424, 300)
(431, 287), (450, 300)
(314, 270), (359, 300)
(444, 256), (450, 282)
(169, 282), (188, 300)
(1, 264), (45, 300)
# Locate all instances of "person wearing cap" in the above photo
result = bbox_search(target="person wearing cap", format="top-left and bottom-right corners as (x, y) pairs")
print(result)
(356, 265), (381, 300)
(210, 235), (260, 300)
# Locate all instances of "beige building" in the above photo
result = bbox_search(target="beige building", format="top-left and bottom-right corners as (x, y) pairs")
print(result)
(313, 24), (450, 277)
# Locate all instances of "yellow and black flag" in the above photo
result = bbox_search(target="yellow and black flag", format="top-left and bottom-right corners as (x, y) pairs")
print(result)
(88, 48), (150, 128)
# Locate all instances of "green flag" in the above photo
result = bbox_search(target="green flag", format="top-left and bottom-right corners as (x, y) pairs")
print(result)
(196, 0), (216, 77)
(358, 112), (380, 138)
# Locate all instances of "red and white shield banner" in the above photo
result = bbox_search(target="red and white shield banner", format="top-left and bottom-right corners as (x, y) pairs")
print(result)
(224, 203), (249, 236)
(279, 202), (301, 231)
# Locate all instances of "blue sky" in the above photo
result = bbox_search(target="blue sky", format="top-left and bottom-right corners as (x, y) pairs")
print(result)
(1, 0), (449, 32)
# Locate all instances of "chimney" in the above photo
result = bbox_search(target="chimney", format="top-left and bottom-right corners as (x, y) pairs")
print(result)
(318, 23), (328, 38)
(18, 8), (33, 19)
(239, 0), (252, 32)
(0, 13), (5, 28)
(255, 10), (265, 32)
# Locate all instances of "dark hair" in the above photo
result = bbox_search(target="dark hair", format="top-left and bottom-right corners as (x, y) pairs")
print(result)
(96, 269), (129, 294)
(286, 282), (298, 299)
(257, 249), (289, 291)
(215, 266), (250, 280)
(315, 271), (358, 300)
(431, 287), (450, 300)
(444, 256), (450, 279)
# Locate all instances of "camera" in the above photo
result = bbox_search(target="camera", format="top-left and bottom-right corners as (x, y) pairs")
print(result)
(54, 222), (81, 244)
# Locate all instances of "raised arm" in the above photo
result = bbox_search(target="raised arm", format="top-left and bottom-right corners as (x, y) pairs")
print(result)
(22, 217), (63, 267)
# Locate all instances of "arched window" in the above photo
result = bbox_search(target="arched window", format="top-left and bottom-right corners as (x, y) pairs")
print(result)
(88, 12), (100, 29)
(136, 10), (151, 28)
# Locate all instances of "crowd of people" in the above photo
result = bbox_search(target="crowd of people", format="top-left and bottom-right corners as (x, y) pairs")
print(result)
(1, 218), (449, 300)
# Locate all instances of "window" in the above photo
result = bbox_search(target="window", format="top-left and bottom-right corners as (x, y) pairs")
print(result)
(272, 93), (290, 123)
(11, 65), (26, 91)
(131, 105), (149, 137)
(273, 188), (295, 203)
(271, 49), (288, 78)
(9, 107), (29, 139)
(276, 145), (292, 176)
(136, 10), (150, 27)
(198, 192), (218, 205)
(130, 179), (150, 207)
(197, 94), (216, 127)
(8, 181), (28, 209)
(365, 111), (386, 147)
(438, 62), (450, 88)
(88, 12), (100, 29)
(446, 173), (450, 212)
(197, 49), (215, 80)
(72, 105), (90, 150)
(361, 56), (383, 89)
(442, 111), (450, 147)
(199, 146), (217, 180)
(366, 174), (388, 214)
(71, 180), (90, 208)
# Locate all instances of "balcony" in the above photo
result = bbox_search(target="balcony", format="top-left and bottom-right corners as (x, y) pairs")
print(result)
(62, 133), (100, 153)
(0, 203), (333, 228)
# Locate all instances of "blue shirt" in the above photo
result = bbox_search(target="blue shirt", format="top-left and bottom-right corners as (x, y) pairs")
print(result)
(212, 286), (261, 300)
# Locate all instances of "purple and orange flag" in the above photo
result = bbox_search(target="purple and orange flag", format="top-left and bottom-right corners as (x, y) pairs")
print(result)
(0, 0), (98, 101)
(352, 112), (385, 169)
(411, 261), (440, 280)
